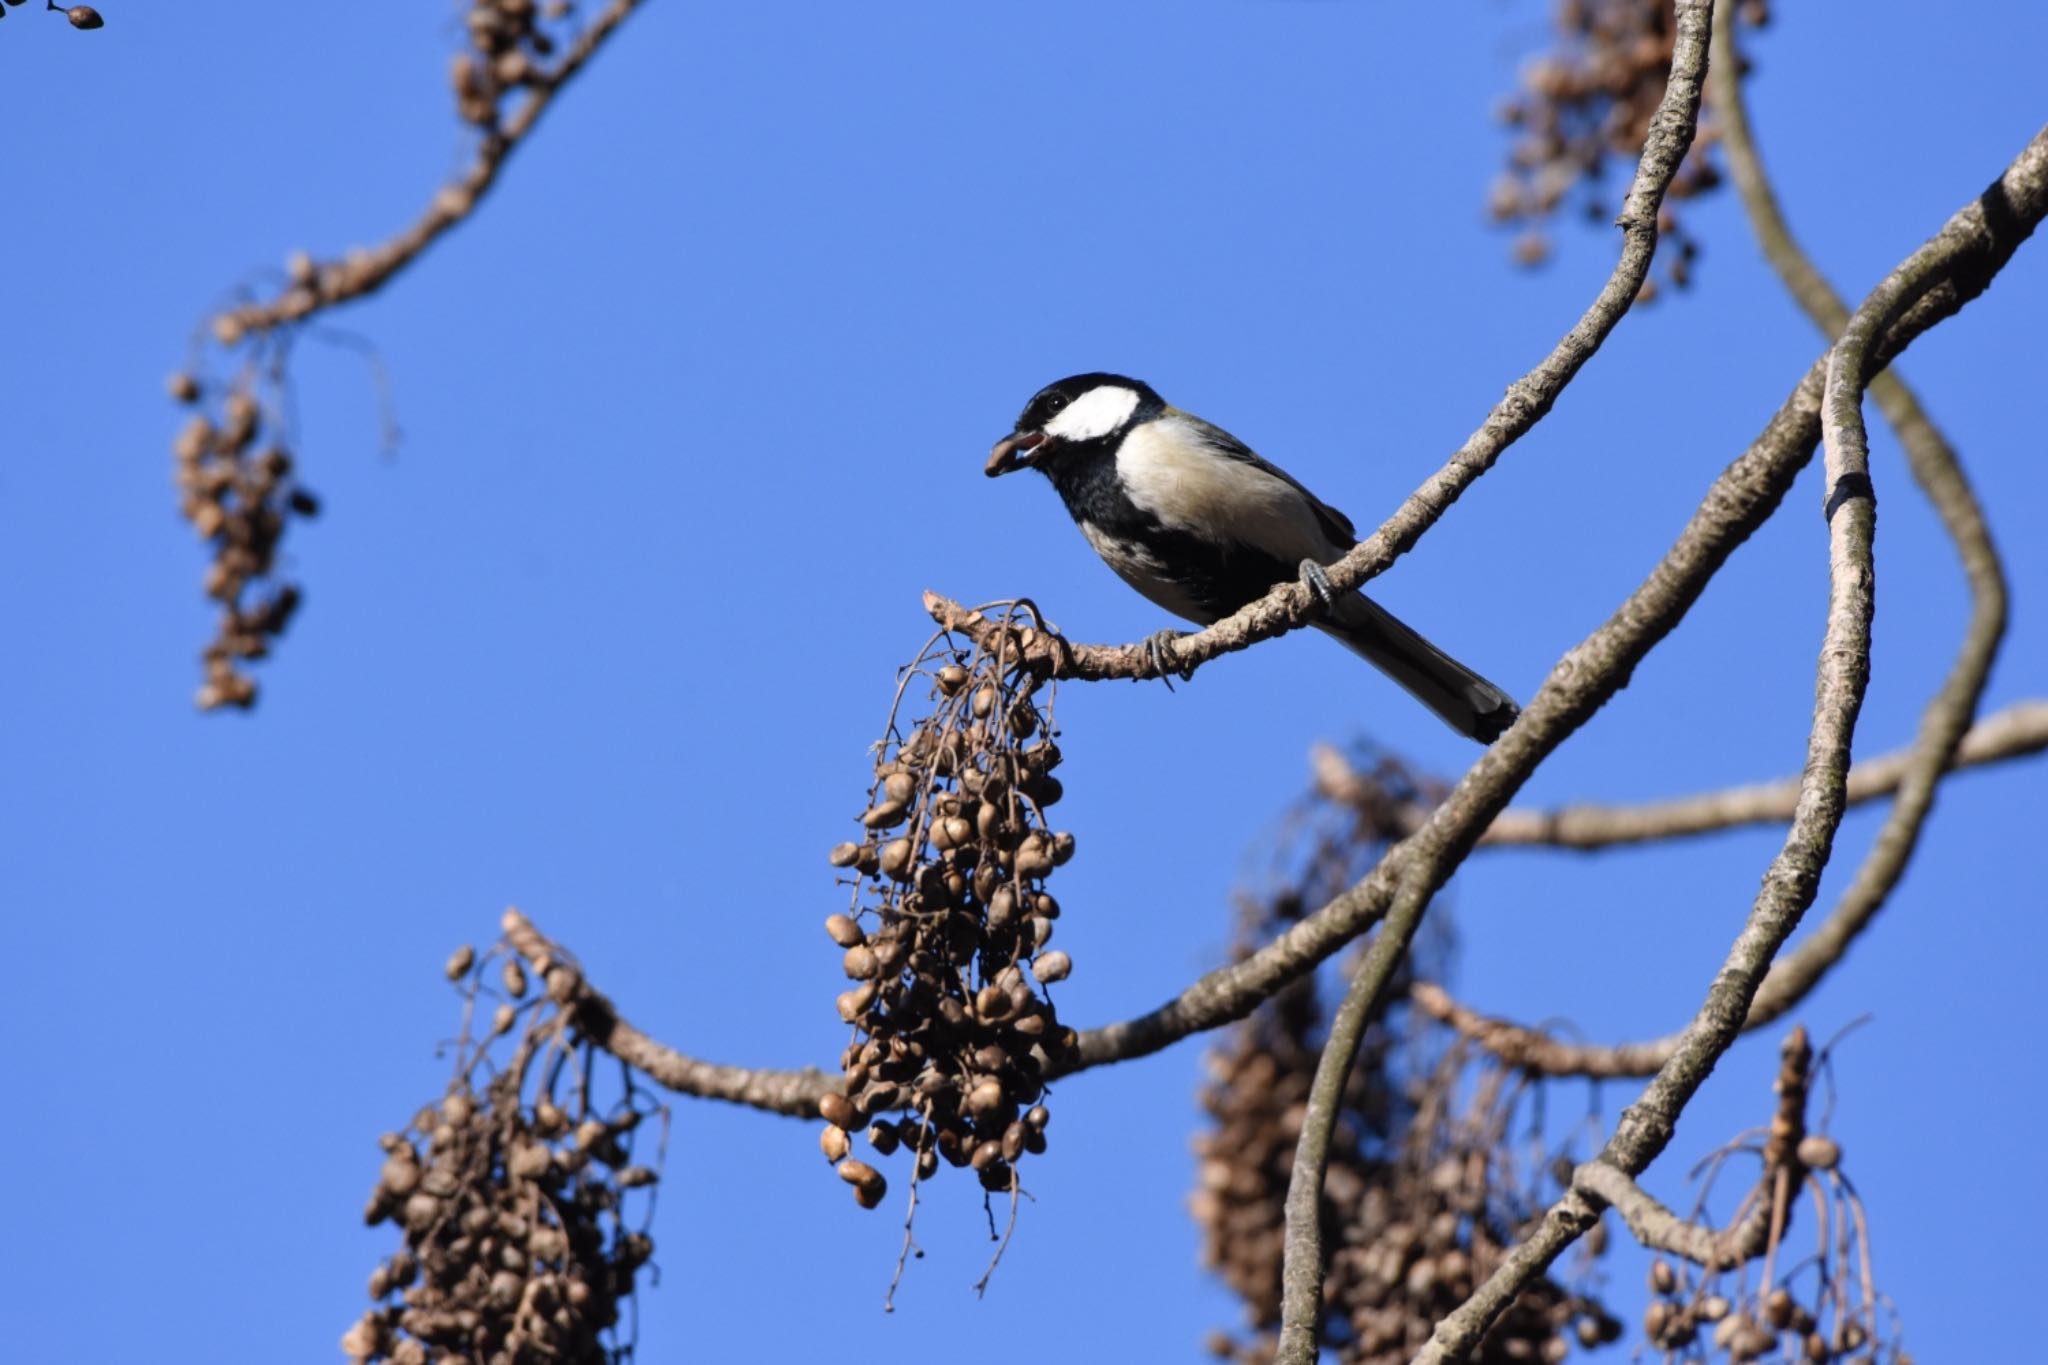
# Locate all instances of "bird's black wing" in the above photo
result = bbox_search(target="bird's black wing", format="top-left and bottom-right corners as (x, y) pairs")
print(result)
(1173, 410), (1359, 549)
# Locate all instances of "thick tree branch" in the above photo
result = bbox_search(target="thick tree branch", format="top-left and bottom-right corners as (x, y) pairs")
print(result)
(1311, 700), (2048, 849)
(1418, 125), (2048, 1364)
(1708, 0), (2011, 1036)
(1274, 11), (1718, 1356)
(211, 0), (645, 343)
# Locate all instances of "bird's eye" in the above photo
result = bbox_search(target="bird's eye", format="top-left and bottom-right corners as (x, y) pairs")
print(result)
(1044, 394), (1068, 413)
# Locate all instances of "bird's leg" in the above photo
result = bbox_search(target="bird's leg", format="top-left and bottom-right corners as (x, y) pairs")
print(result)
(1144, 627), (1195, 687)
(1298, 559), (1339, 614)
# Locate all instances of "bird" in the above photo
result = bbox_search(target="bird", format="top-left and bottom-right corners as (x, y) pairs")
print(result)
(984, 373), (1520, 743)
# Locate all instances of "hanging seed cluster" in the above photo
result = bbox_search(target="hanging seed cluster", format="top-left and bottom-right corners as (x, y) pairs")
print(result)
(168, 372), (316, 710)
(818, 610), (1078, 1214)
(1194, 755), (1616, 1365)
(348, 940), (664, 1365)
(454, 0), (580, 131)
(1641, 1030), (1909, 1365)
(1491, 0), (1772, 294)
(0, 3), (106, 31)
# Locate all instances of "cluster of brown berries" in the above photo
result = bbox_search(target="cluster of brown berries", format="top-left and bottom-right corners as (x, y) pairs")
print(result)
(1195, 759), (1615, 1364)
(1640, 1033), (1904, 1364)
(347, 944), (661, 1365)
(454, 0), (577, 128)
(820, 617), (1079, 1214)
(0, 3), (105, 30)
(1491, 0), (1770, 294)
(168, 373), (317, 709)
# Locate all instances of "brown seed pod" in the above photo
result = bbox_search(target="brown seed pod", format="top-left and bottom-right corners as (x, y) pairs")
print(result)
(1032, 950), (1072, 984)
(828, 841), (862, 868)
(1796, 1134), (1841, 1169)
(824, 914), (865, 947)
(444, 945), (476, 981)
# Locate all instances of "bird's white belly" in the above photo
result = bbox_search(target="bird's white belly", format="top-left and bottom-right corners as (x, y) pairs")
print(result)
(1078, 521), (1214, 624)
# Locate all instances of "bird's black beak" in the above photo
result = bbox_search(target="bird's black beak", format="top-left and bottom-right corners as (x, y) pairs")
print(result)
(986, 430), (1045, 478)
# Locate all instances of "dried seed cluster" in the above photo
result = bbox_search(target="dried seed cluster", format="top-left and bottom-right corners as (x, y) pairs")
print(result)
(168, 373), (316, 710)
(1194, 754), (1615, 1365)
(1641, 1031), (1907, 1365)
(348, 941), (663, 1365)
(0, 3), (106, 31)
(819, 610), (1079, 1216)
(454, 0), (578, 130)
(1491, 0), (1771, 293)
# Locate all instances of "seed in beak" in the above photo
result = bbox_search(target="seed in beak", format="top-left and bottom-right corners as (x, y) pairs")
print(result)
(985, 430), (1046, 477)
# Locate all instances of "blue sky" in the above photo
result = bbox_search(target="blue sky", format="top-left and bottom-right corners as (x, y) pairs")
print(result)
(2, 3), (2043, 1361)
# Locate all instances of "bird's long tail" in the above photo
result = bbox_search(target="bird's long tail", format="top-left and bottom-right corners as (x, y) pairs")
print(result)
(1314, 594), (1520, 743)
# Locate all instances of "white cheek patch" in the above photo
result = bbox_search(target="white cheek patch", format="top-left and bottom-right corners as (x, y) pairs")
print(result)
(1044, 385), (1140, 443)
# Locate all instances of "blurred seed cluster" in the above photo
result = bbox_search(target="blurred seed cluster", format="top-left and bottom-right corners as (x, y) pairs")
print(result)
(348, 940), (665, 1365)
(818, 606), (1077, 1237)
(0, 3), (105, 31)
(168, 372), (316, 710)
(1492, 0), (1771, 294)
(1195, 750), (1617, 1365)
(169, 1), (600, 709)
(453, 0), (579, 131)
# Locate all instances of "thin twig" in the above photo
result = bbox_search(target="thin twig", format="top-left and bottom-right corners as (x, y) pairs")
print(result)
(212, 0), (646, 342)
(1309, 700), (2048, 849)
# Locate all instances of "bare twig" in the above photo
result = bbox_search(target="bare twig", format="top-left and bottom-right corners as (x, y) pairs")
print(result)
(500, 909), (834, 1118)
(1576, 1029), (1811, 1269)
(213, 0), (646, 343)
(1418, 125), (2048, 1364)
(1310, 700), (2048, 849)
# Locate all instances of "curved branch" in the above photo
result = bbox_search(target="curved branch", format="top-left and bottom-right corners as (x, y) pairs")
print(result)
(500, 908), (834, 1118)
(212, 0), (646, 343)
(1708, 0), (2011, 1035)
(1578, 1028), (1812, 1270)
(1419, 124), (2048, 1364)
(1310, 700), (2048, 849)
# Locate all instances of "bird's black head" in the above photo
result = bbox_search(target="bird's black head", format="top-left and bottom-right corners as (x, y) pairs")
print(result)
(986, 373), (1163, 478)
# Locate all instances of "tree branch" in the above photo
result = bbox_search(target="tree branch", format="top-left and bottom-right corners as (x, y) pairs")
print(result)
(1310, 700), (2048, 849)
(1274, 10), (1718, 1357)
(500, 908), (834, 1118)
(1707, 0), (2012, 1037)
(1418, 123), (2048, 1364)
(211, 0), (646, 344)
(1576, 1028), (1812, 1270)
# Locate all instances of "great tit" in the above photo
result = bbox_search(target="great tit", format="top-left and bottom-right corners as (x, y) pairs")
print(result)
(985, 373), (1519, 743)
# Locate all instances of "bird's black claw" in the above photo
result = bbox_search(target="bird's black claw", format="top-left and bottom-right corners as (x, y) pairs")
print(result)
(1144, 628), (1195, 687)
(1298, 559), (1338, 613)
